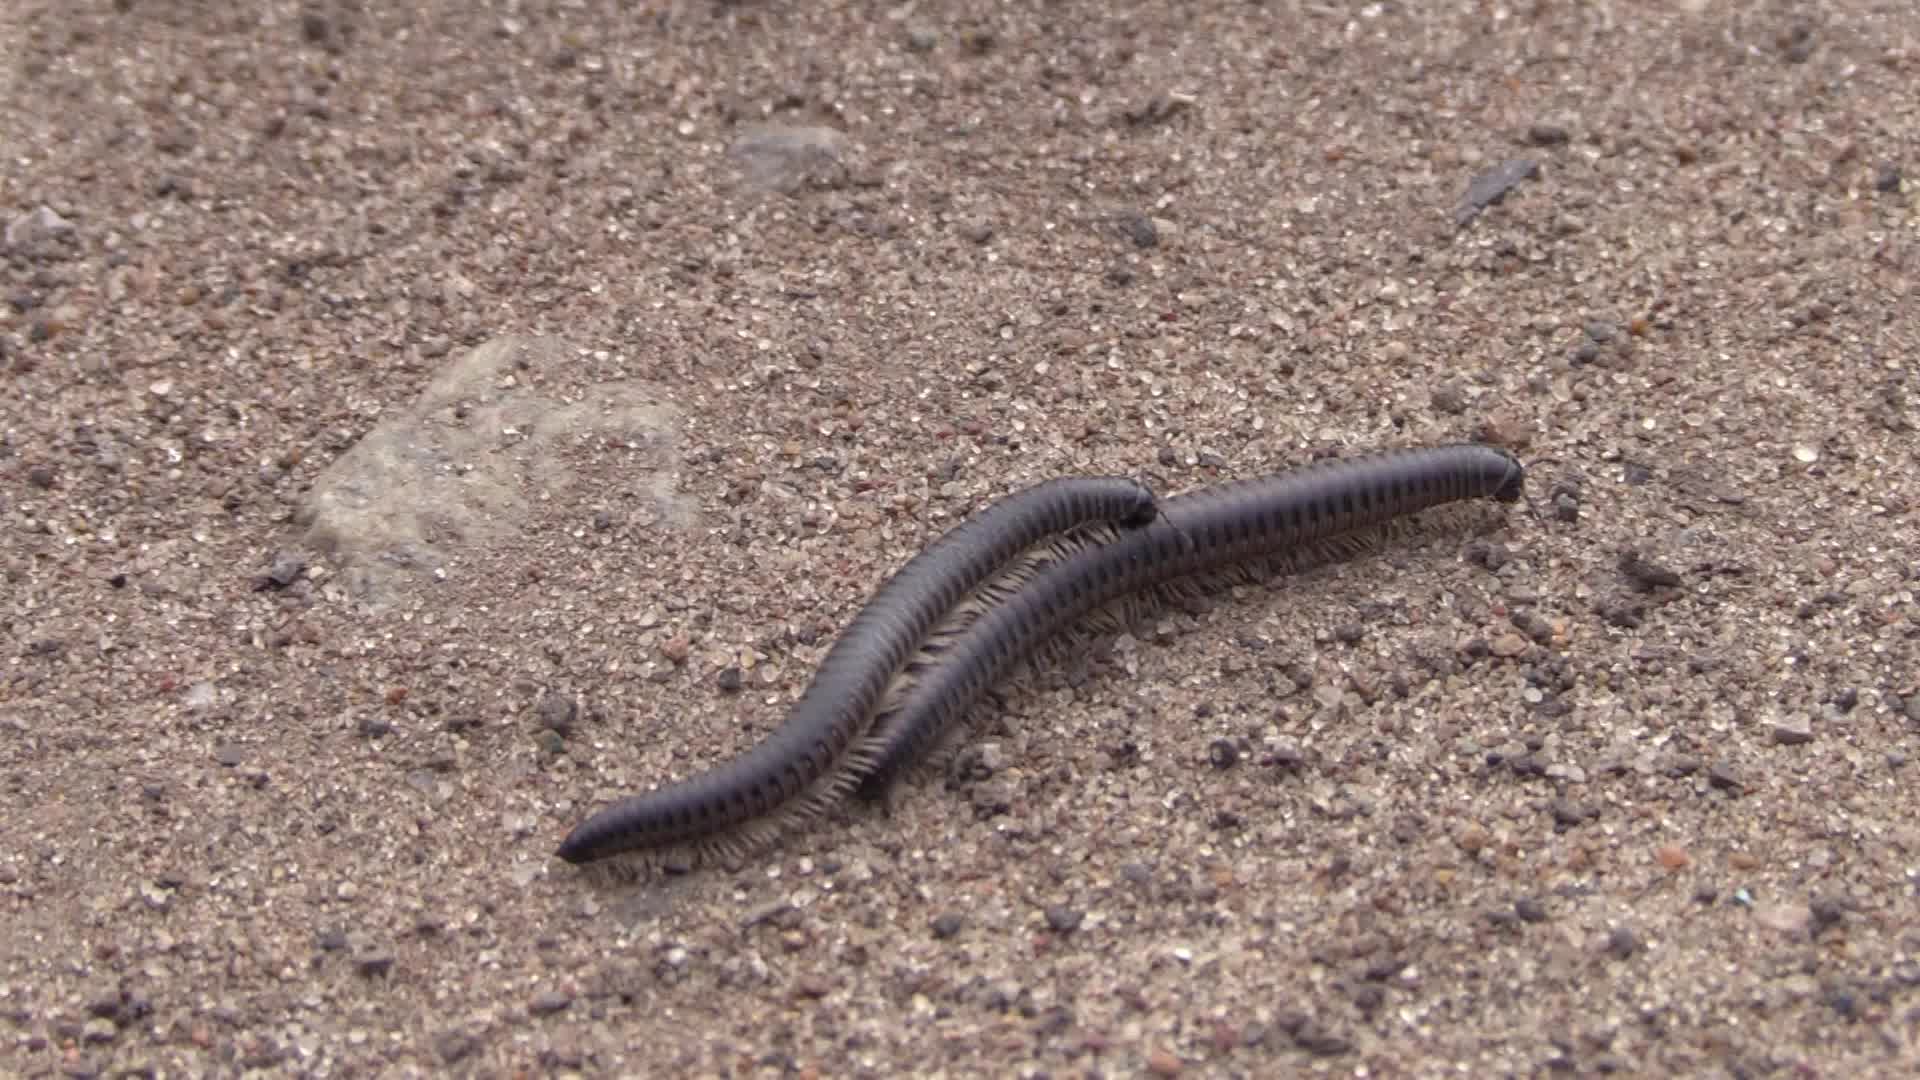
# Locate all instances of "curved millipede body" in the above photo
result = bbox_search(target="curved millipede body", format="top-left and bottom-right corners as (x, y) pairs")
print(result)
(556, 476), (1159, 865)
(852, 443), (1524, 796)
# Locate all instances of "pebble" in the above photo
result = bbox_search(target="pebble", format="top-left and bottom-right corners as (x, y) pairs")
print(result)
(1430, 382), (1468, 414)
(1044, 905), (1084, 934)
(1117, 211), (1159, 249)
(1207, 738), (1239, 770)
(4, 204), (75, 252)
(1654, 844), (1691, 870)
(355, 950), (395, 978)
(1618, 549), (1682, 590)
(659, 634), (691, 664)
(1146, 1047), (1183, 1076)
(534, 692), (576, 734)
(715, 666), (743, 693)
(261, 551), (307, 589)
(930, 912), (965, 939)
(728, 125), (849, 193)
(1490, 632), (1531, 658)
(1707, 762), (1743, 792)
(1754, 902), (1813, 937)
(1769, 712), (1814, 745)
(528, 990), (571, 1016)
(1455, 158), (1539, 226)
(1603, 926), (1642, 959)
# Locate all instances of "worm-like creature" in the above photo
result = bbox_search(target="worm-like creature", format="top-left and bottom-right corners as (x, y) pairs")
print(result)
(850, 443), (1525, 796)
(556, 476), (1159, 866)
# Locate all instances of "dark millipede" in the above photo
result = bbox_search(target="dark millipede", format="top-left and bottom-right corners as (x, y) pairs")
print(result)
(849, 444), (1525, 797)
(555, 476), (1160, 866)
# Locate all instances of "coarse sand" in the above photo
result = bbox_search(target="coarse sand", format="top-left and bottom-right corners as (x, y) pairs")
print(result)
(3, 1), (1919, 1076)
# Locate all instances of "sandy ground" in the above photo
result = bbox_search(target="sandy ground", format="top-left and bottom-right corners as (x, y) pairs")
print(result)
(4, 1), (1919, 1076)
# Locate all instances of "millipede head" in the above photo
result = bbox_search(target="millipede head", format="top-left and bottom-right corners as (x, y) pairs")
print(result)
(1493, 449), (1528, 503)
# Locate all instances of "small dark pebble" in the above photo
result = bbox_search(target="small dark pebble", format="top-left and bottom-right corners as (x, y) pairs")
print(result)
(1455, 158), (1540, 226)
(1511, 610), (1555, 645)
(715, 666), (743, 693)
(1044, 906), (1084, 934)
(1548, 798), (1591, 828)
(1693, 885), (1719, 905)
(1552, 493), (1580, 523)
(357, 716), (392, 739)
(1619, 549), (1683, 590)
(1121, 93), (1192, 127)
(528, 990), (572, 1016)
(1333, 623), (1364, 645)
(1118, 212), (1158, 249)
(355, 950), (395, 978)
(1430, 382), (1468, 414)
(1622, 462), (1653, 485)
(316, 929), (349, 952)
(258, 551), (307, 590)
(1208, 738), (1240, 770)
(437, 1030), (480, 1065)
(1810, 896), (1847, 935)
(214, 744), (245, 767)
(1525, 124), (1570, 146)
(1121, 862), (1153, 887)
(534, 692), (577, 734)
(1515, 897), (1549, 923)
(930, 912), (965, 939)
(1875, 164), (1902, 193)
(1292, 1023), (1352, 1057)
(1599, 599), (1645, 629)
(1464, 539), (1510, 571)
(1604, 926), (1641, 959)
(108, 573), (128, 588)
(1707, 762), (1743, 792)
(1779, 23), (1814, 63)
(27, 463), (55, 488)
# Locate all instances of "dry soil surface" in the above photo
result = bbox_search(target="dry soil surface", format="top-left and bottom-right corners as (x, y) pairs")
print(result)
(4, 1), (1920, 1077)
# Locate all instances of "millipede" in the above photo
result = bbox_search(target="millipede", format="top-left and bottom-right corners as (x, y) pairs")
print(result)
(555, 476), (1160, 870)
(850, 443), (1526, 798)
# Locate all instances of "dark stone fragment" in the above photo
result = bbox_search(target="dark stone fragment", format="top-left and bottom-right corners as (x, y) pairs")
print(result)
(1455, 158), (1540, 226)
(1208, 738), (1239, 770)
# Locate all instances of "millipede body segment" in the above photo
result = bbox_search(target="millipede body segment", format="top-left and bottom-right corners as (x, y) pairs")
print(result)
(850, 443), (1525, 796)
(555, 476), (1159, 865)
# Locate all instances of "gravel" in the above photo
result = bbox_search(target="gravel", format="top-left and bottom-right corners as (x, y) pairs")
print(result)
(3, 2), (1917, 1076)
